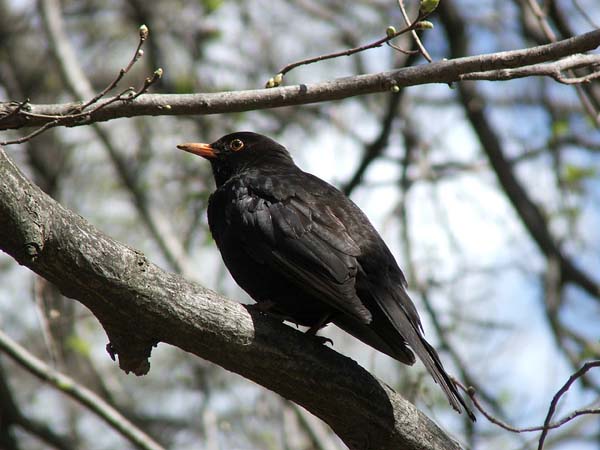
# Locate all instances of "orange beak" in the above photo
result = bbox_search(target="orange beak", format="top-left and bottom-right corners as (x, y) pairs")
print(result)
(177, 142), (217, 159)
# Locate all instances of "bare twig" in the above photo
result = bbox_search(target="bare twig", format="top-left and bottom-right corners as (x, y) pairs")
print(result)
(553, 69), (600, 84)
(526, 0), (558, 41)
(0, 70), (162, 147)
(386, 41), (420, 55)
(343, 92), (403, 195)
(0, 9), (161, 147)
(397, 0), (432, 62)
(0, 329), (165, 450)
(454, 376), (600, 441)
(275, 11), (426, 78)
(76, 24), (149, 112)
(0, 87), (138, 146)
(129, 68), (164, 100)
(1, 120), (60, 146)
(537, 360), (600, 449)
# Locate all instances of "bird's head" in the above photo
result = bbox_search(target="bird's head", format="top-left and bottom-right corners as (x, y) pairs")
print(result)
(177, 131), (294, 186)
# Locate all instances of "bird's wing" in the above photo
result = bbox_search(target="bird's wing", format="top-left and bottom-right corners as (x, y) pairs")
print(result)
(232, 183), (372, 324)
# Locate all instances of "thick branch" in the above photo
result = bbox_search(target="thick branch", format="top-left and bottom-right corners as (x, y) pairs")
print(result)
(1, 29), (599, 132)
(0, 147), (463, 450)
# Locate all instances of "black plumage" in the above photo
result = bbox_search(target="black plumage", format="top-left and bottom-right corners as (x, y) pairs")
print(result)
(177, 131), (474, 419)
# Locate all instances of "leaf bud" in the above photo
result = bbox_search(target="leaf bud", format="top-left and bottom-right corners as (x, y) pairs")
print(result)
(139, 24), (149, 40)
(419, 0), (439, 15)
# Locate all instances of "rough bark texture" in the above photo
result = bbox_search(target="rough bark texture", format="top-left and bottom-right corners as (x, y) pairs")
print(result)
(0, 147), (464, 450)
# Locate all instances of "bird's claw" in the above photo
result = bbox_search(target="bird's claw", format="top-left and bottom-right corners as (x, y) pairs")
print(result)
(245, 302), (286, 323)
(309, 334), (334, 347)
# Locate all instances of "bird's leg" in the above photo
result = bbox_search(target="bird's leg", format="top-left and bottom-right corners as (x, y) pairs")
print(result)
(246, 300), (277, 313)
(305, 314), (334, 346)
(245, 301), (286, 323)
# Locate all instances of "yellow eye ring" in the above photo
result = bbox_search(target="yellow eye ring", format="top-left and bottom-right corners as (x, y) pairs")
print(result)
(230, 139), (244, 151)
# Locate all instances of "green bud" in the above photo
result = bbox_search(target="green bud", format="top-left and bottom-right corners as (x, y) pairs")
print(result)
(419, 0), (439, 15)
(57, 379), (73, 390)
(415, 20), (434, 30)
(139, 24), (149, 40)
(273, 73), (283, 86)
(386, 26), (397, 38)
(154, 68), (163, 78)
(265, 78), (275, 88)
(390, 85), (400, 93)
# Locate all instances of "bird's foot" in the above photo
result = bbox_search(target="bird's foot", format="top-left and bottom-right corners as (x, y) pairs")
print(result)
(246, 300), (277, 313)
(245, 302), (286, 323)
(308, 334), (334, 347)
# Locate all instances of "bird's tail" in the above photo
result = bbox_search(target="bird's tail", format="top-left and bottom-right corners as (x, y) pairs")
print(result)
(412, 328), (476, 421)
(378, 289), (476, 420)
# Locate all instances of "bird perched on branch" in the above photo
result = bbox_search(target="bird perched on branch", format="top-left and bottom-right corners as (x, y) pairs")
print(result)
(177, 131), (474, 420)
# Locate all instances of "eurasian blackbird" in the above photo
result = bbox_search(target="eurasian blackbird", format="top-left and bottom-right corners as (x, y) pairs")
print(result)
(177, 131), (474, 419)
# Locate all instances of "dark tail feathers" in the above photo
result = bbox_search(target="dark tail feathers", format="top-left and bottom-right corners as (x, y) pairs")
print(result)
(378, 289), (476, 421)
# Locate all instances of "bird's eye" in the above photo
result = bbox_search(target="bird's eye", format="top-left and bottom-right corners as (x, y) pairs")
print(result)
(230, 139), (244, 151)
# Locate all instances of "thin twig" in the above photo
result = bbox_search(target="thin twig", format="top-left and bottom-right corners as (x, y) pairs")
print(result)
(554, 69), (600, 85)
(397, 0), (432, 62)
(275, 12), (425, 77)
(0, 88), (135, 146)
(386, 41), (420, 55)
(129, 68), (163, 100)
(0, 328), (165, 450)
(526, 0), (558, 41)
(75, 24), (149, 112)
(455, 379), (600, 435)
(453, 362), (600, 450)
(0, 17), (160, 146)
(538, 360), (600, 449)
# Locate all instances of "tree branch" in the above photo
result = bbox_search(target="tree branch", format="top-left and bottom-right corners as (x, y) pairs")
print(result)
(1, 29), (599, 133)
(0, 147), (464, 450)
(0, 334), (161, 450)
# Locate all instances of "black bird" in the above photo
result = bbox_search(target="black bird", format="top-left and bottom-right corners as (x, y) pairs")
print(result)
(177, 131), (474, 419)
